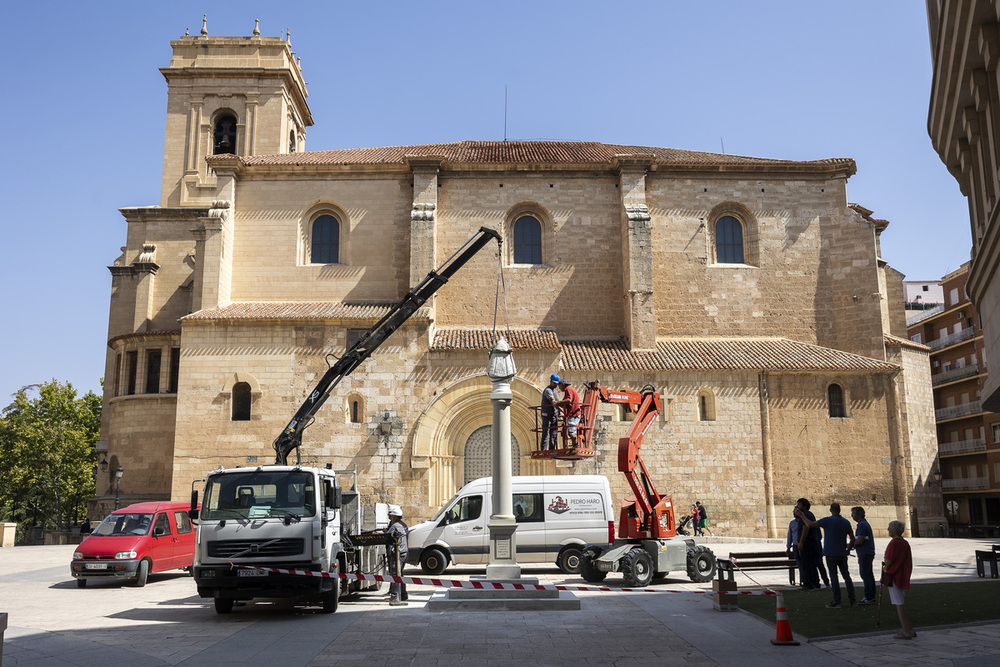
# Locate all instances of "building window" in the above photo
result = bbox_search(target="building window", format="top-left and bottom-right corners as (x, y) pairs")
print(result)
(114, 353), (122, 397)
(828, 383), (846, 418)
(513, 215), (542, 264)
(145, 349), (161, 394)
(351, 401), (361, 423)
(213, 113), (238, 155)
(697, 389), (716, 422)
(232, 382), (252, 421)
(126, 350), (138, 396)
(169, 348), (180, 393)
(311, 214), (340, 264)
(715, 216), (745, 264)
(289, 130), (297, 153)
(911, 333), (922, 344)
(991, 423), (1000, 443)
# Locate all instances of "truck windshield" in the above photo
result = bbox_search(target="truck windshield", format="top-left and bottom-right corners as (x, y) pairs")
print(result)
(201, 471), (316, 520)
(93, 512), (154, 536)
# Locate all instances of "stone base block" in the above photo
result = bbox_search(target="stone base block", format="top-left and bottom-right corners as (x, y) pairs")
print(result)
(427, 588), (580, 611)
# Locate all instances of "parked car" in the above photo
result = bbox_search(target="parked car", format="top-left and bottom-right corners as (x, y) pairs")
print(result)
(406, 475), (615, 575)
(71, 501), (197, 587)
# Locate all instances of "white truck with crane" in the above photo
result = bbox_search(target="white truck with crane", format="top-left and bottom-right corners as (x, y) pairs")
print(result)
(189, 227), (502, 613)
(539, 381), (718, 586)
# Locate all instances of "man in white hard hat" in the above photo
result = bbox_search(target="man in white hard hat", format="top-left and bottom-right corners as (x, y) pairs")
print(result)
(385, 505), (408, 605)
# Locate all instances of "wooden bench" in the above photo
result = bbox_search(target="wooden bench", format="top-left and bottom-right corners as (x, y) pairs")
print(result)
(976, 549), (999, 578)
(728, 550), (797, 585)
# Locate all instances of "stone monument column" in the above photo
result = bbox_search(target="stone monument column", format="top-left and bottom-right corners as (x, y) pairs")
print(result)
(485, 337), (521, 580)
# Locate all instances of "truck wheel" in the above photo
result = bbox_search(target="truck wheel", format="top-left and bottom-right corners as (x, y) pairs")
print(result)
(581, 549), (608, 583)
(420, 548), (448, 575)
(214, 597), (235, 614)
(558, 546), (585, 574)
(134, 559), (149, 587)
(322, 587), (339, 613)
(622, 548), (654, 587)
(77, 578), (87, 588)
(687, 545), (717, 583)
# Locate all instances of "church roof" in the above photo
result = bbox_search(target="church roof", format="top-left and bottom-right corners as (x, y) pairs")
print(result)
(433, 330), (897, 373)
(181, 302), (397, 321)
(225, 140), (855, 173)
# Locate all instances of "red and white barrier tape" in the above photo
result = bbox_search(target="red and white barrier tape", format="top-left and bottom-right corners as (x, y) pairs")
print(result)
(228, 563), (777, 596)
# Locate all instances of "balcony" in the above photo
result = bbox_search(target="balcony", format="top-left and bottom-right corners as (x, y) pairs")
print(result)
(928, 327), (975, 350)
(932, 363), (981, 385)
(938, 438), (986, 456)
(942, 477), (991, 491)
(935, 400), (982, 421)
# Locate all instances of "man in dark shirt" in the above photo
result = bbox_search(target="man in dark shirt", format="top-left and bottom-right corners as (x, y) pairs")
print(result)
(540, 374), (561, 450)
(798, 502), (856, 608)
(795, 498), (822, 590)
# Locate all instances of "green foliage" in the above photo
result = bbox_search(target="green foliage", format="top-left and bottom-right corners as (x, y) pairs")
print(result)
(0, 380), (101, 534)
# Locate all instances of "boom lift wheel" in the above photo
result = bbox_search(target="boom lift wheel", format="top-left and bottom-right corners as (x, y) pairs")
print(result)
(581, 548), (608, 583)
(621, 547), (654, 587)
(686, 545), (717, 583)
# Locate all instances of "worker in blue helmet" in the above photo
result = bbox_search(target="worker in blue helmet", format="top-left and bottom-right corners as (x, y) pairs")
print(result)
(540, 374), (561, 451)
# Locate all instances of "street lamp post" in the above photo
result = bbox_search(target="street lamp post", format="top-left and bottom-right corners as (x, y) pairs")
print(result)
(485, 336), (521, 581)
(114, 467), (124, 510)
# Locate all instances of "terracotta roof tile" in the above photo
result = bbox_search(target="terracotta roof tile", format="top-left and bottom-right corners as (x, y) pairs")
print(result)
(562, 338), (898, 373)
(226, 140), (854, 172)
(181, 302), (401, 321)
(884, 334), (931, 352)
(432, 329), (560, 350)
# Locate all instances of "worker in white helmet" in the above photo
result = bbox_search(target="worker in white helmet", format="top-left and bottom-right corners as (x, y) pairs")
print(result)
(385, 505), (408, 605)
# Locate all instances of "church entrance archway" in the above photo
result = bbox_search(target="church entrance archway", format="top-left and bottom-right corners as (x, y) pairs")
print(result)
(463, 425), (520, 485)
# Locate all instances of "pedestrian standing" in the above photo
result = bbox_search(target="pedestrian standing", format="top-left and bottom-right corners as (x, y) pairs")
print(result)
(852, 506), (877, 604)
(883, 520), (916, 639)
(691, 504), (702, 536)
(798, 502), (856, 608)
(795, 497), (822, 590)
(385, 505), (409, 605)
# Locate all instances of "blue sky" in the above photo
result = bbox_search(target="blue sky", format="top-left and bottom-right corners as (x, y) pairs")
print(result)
(0, 1), (971, 403)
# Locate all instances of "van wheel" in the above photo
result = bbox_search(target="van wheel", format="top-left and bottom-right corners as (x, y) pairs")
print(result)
(134, 559), (149, 587)
(581, 549), (607, 583)
(622, 548), (654, 587)
(686, 546), (717, 583)
(77, 579), (87, 588)
(214, 597), (234, 614)
(558, 546), (585, 574)
(420, 548), (448, 575)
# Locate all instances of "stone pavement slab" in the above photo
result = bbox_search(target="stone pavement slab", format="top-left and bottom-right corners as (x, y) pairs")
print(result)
(0, 539), (997, 666)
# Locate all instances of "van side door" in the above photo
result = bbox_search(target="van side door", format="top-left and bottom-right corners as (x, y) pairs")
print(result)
(513, 492), (545, 562)
(172, 510), (196, 569)
(439, 494), (486, 564)
(149, 511), (175, 571)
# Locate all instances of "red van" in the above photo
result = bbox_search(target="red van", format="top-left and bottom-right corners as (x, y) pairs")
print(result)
(71, 501), (197, 587)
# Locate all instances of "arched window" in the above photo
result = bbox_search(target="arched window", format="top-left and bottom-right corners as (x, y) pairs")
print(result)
(289, 130), (297, 153)
(513, 215), (542, 264)
(715, 216), (744, 264)
(311, 215), (340, 264)
(828, 383), (846, 418)
(213, 114), (238, 155)
(232, 382), (251, 421)
(351, 400), (360, 423)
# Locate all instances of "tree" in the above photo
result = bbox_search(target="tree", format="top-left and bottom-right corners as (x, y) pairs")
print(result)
(0, 380), (101, 536)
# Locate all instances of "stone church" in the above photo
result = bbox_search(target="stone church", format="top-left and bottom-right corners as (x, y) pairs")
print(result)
(95, 27), (942, 537)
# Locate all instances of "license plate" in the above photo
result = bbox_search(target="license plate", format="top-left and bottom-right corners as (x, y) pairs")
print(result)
(237, 568), (268, 577)
(85, 563), (108, 570)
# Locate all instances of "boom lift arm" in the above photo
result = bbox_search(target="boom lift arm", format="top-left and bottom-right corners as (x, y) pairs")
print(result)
(273, 226), (502, 465)
(577, 382), (674, 539)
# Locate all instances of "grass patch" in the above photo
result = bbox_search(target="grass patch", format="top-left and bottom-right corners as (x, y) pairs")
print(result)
(738, 580), (1000, 639)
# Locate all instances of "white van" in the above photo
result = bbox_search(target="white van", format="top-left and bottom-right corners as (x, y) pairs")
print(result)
(406, 475), (614, 575)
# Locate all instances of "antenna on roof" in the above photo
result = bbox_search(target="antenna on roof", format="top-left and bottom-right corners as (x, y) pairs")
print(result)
(720, 137), (726, 154)
(504, 86), (508, 141)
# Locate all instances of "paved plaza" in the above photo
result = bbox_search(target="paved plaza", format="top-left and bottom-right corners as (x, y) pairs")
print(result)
(1, 537), (998, 666)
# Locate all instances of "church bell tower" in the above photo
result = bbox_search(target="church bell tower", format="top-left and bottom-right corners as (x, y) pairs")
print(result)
(158, 17), (313, 207)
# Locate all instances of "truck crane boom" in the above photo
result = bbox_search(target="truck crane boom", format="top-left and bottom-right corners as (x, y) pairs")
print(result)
(273, 226), (502, 464)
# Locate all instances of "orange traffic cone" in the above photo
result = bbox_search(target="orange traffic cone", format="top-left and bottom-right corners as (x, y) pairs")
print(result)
(770, 591), (800, 646)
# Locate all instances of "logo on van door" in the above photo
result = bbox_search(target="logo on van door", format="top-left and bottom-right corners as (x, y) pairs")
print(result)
(547, 496), (571, 514)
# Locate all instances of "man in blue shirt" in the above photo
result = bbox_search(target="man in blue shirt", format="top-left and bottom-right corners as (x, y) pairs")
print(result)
(851, 506), (877, 604)
(797, 501), (856, 607)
